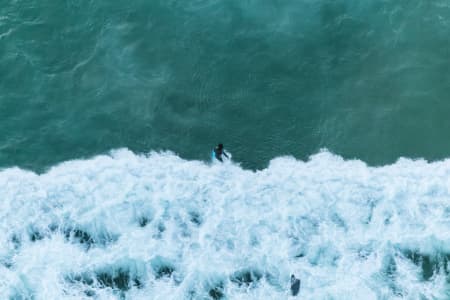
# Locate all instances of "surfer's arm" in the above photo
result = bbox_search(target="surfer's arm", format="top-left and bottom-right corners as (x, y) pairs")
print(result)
(223, 151), (229, 158)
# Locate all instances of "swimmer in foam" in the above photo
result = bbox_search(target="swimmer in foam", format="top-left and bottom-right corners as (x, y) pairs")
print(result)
(213, 143), (229, 162)
(290, 274), (300, 296)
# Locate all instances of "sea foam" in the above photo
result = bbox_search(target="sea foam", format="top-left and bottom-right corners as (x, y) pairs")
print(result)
(0, 149), (449, 299)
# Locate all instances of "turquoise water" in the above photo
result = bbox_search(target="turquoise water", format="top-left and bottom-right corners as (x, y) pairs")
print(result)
(1, 1), (450, 171)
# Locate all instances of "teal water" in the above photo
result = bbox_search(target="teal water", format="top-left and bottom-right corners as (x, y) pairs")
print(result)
(1, 0), (450, 171)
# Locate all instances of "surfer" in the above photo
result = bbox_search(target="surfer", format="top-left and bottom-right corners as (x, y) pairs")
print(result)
(213, 143), (229, 162)
(290, 274), (300, 296)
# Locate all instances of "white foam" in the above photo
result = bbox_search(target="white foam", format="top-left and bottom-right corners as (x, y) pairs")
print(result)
(0, 149), (449, 299)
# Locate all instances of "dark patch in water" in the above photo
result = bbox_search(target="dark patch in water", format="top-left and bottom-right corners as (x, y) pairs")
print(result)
(84, 289), (95, 297)
(189, 211), (203, 226)
(10, 234), (21, 250)
(66, 265), (144, 293)
(207, 280), (225, 300)
(27, 226), (46, 242)
(186, 278), (226, 300)
(383, 255), (397, 278)
(29, 231), (44, 242)
(185, 289), (197, 300)
(65, 228), (93, 247)
(383, 213), (392, 225)
(96, 268), (142, 291)
(153, 222), (166, 239)
(330, 213), (347, 231)
(381, 254), (403, 296)
(151, 257), (176, 279)
(48, 223), (59, 232)
(358, 246), (372, 260)
(155, 265), (174, 278)
(1, 257), (13, 269)
(403, 249), (450, 281)
(208, 284), (224, 299)
(157, 222), (166, 233)
(64, 227), (118, 250)
(138, 216), (150, 227)
(179, 222), (191, 238)
(230, 269), (263, 287)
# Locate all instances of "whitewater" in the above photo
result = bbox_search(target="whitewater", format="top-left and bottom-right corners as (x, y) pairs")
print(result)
(0, 149), (449, 299)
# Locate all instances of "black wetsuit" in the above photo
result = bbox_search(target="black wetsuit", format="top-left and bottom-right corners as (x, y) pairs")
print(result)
(290, 275), (300, 296)
(214, 147), (229, 162)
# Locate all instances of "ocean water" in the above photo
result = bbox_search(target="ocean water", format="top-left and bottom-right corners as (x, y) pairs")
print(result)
(1, 0), (450, 299)
(1, 0), (450, 171)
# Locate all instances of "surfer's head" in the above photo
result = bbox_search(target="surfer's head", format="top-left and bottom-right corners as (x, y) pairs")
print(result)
(218, 143), (223, 149)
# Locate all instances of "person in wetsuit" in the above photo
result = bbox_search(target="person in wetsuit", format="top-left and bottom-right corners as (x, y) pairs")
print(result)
(213, 143), (229, 162)
(290, 274), (301, 296)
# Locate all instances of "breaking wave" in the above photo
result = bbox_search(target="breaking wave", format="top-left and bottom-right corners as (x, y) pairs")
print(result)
(0, 149), (449, 299)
